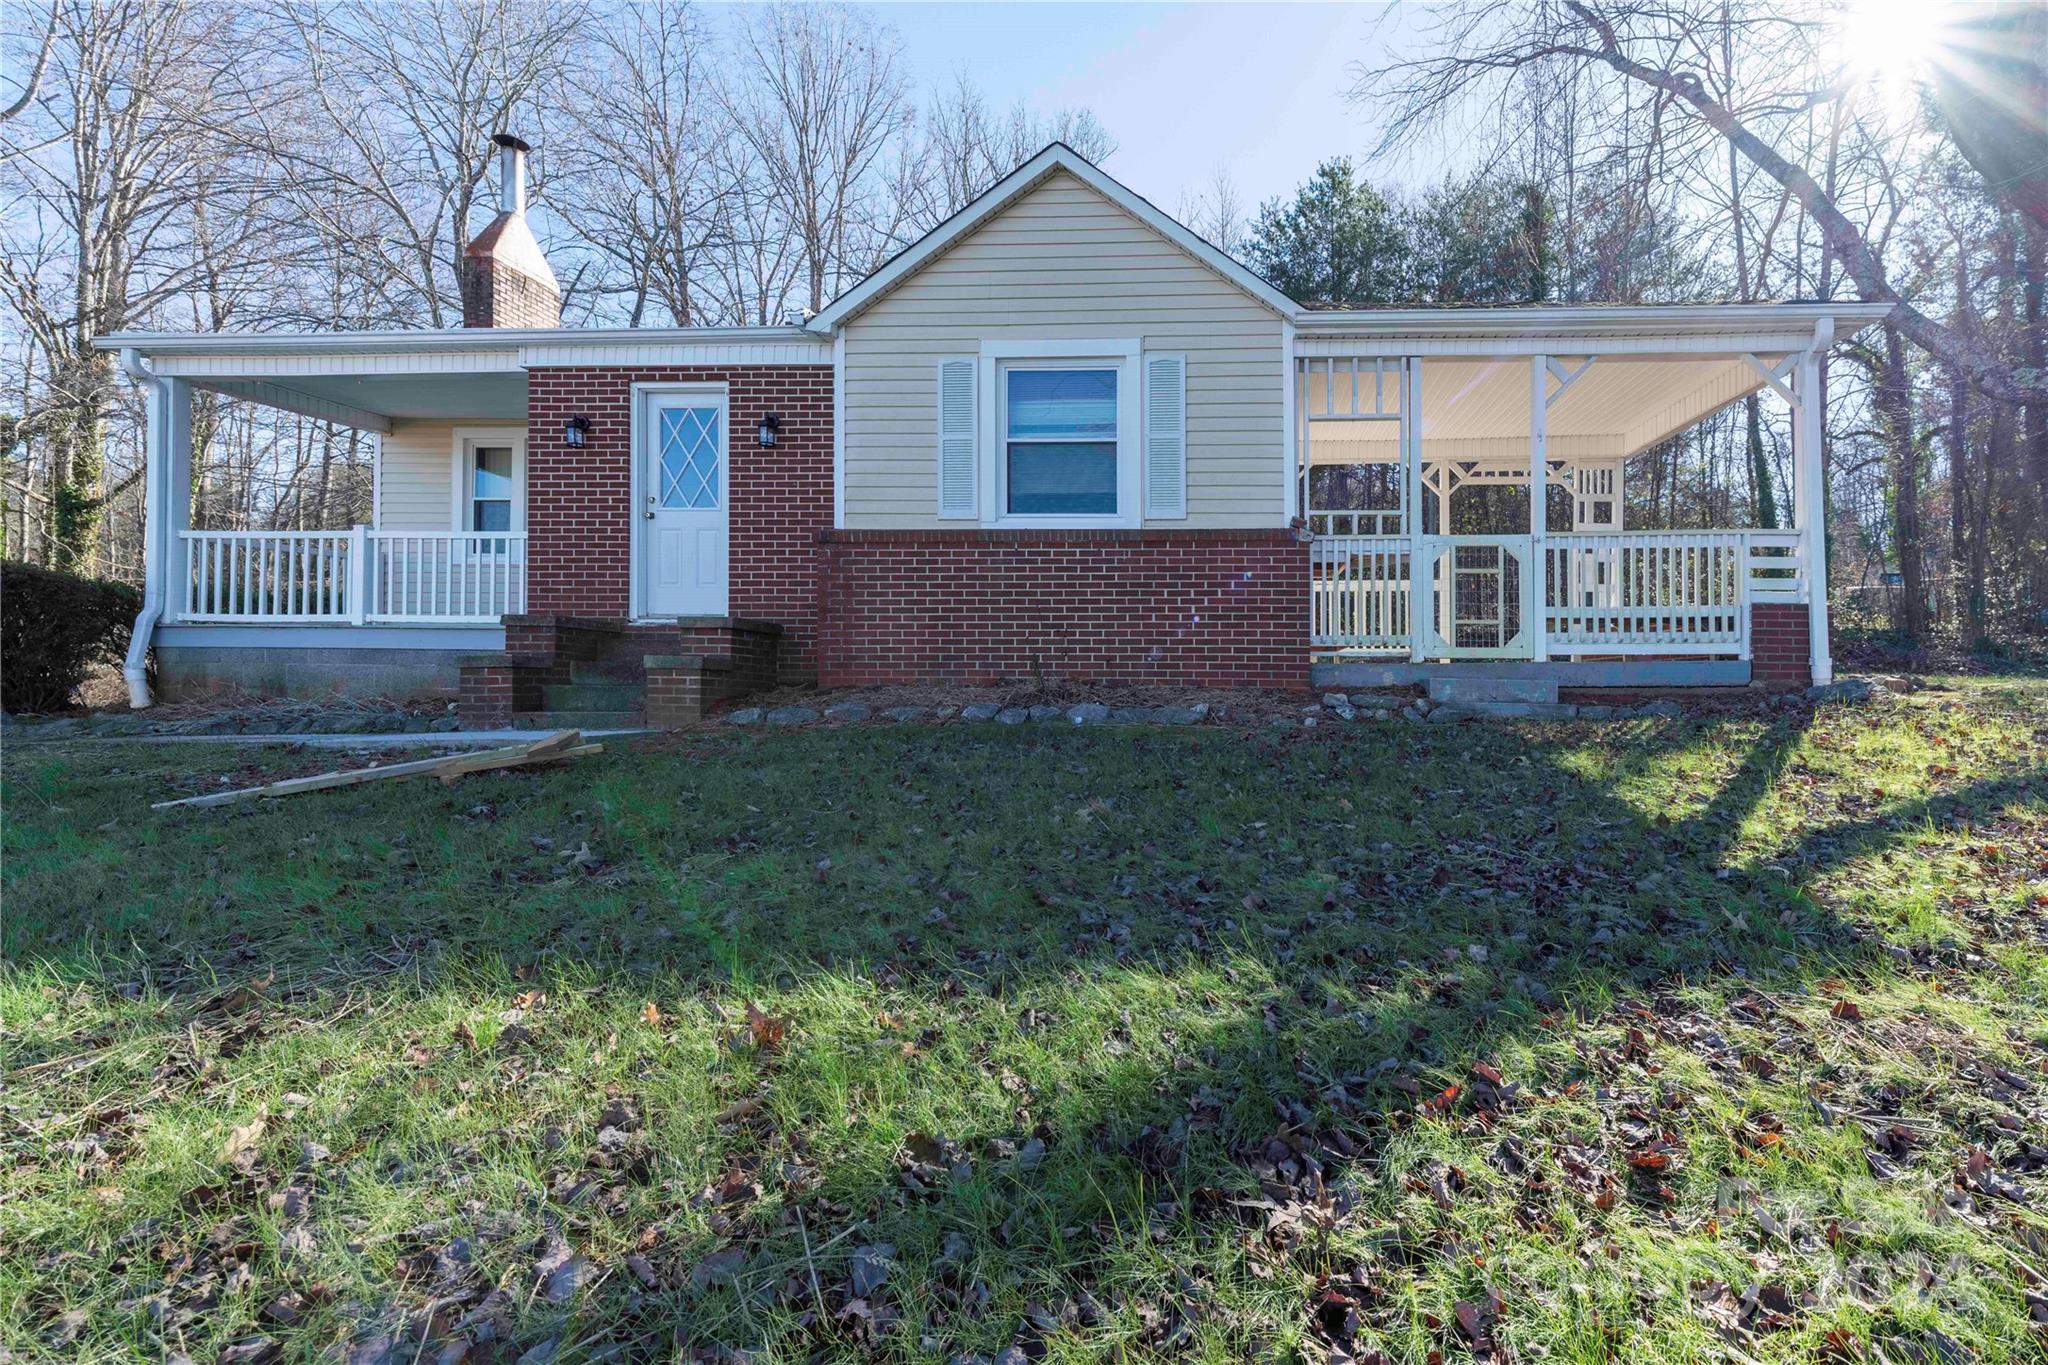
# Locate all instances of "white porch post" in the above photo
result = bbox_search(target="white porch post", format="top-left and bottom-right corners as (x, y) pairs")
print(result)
(1529, 354), (1548, 662)
(1404, 358), (1426, 661)
(158, 378), (192, 622)
(1794, 348), (1833, 684)
(119, 357), (190, 707)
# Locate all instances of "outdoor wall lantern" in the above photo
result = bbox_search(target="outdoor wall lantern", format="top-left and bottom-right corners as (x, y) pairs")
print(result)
(563, 415), (591, 448)
(757, 413), (781, 447)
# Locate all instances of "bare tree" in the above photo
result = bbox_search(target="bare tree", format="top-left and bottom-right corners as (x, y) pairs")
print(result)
(263, 0), (586, 327)
(724, 3), (913, 315)
(557, 0), (730, 326)
(1359, 0), (2048, 405)
(0, 0), (268, 567)
(1177, 166), (1245, 256)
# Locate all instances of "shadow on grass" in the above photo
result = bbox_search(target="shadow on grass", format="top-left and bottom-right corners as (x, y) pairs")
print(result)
(4, 706), (2042, 1361)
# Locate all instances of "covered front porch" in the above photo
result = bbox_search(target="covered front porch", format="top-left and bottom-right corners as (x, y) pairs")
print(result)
(1292, 304), (1889, 689)
(104, 331), (539, 700)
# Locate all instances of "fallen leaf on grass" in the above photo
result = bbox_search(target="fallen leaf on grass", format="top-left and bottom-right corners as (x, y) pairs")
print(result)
(850, 1243), (895, 1298)
(692, 1245), (748, 1290)
(544, 1255), (593, 1304)
(1417, 1082), (1461, 1117)
(597, 1096), (641, 1132)
(743, 1001), (788, 1051)
(223, 1108), (268, 1171)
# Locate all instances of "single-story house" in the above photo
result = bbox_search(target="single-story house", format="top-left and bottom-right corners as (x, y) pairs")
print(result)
(98, 138), (1888, 726)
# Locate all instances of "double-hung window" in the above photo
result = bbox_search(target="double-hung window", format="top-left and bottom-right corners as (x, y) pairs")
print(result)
(450, 428), (525, 559)
(1001, 366), (1119, 517)
(468, 444), (515, 536)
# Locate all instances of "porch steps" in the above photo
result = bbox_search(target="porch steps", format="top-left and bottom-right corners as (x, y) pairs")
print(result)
(543, 681), (643, 713)
(511, 709), (647, 731)
(569, 656), (646, 685)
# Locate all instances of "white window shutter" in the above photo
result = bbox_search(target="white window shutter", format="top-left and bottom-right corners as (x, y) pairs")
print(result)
(1143, 353), (1187, 519)
(937, 357), (977, 518)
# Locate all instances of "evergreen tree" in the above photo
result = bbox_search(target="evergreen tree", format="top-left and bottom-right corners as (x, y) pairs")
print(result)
(1244, 159), (1410, 304)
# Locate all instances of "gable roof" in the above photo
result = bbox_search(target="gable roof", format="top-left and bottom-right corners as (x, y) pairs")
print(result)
(805, 143), (1298, 331)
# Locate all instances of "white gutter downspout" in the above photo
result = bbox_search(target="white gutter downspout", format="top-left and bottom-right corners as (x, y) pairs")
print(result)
(118, 347), (165, 709)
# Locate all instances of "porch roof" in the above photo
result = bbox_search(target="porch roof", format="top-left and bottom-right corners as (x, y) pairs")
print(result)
(1302, 301), (1890, 470)
(1306, 352), (1787, 469)
(93, 326), (831, 431)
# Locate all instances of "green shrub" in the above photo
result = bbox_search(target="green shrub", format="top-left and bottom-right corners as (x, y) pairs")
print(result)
(1, 561), (142, 714)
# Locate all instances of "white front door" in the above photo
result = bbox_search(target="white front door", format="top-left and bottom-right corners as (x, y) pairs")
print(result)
(643, 391), (729, 616)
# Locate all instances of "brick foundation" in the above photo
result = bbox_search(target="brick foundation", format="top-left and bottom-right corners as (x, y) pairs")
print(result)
(525, 365), (832, 682)
(1750, 602), (1813, 688)
(814, 528), (1310, 690)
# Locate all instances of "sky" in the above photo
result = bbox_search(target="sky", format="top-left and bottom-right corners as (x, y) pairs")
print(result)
(869, 2), (1436, 214)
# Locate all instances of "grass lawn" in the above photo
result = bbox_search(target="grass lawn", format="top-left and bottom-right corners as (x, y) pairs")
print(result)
(4, 681), (2046, 1364)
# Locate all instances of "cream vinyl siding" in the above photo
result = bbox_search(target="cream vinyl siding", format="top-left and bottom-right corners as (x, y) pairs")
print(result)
(376, 419), (462, 530)
(841, 170), (1286, 528)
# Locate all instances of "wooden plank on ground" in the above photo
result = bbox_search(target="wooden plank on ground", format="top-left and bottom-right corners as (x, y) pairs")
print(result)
(152, 731), (595, 810)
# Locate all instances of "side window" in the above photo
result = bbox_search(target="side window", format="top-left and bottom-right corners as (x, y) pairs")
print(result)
(1001, 366), (1119, 516)
(468, 443), (515, 532)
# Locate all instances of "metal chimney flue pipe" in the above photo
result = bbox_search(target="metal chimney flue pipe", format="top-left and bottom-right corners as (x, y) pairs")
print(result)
(493, 132), (530, 217)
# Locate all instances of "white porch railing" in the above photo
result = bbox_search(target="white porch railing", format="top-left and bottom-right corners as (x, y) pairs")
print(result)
(1312, 529), (1806, 657)
(1310, 535), (1412, 651)
(1544, 532), (1746, 655)
(179, 528), (526, 624)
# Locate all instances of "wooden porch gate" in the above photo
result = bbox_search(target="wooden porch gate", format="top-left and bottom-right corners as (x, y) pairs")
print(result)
(1420, 534), (1534, 659)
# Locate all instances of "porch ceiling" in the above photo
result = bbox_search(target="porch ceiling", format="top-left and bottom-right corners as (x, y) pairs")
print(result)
(1306, 353), (1781, 468)
(196, 372), (529, 427)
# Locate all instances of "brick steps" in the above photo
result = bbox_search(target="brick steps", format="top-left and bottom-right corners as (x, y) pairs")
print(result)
(460, 614), (785, 730)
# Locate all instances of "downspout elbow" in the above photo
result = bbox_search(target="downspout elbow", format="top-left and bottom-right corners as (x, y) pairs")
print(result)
(119, 347), (162, 710)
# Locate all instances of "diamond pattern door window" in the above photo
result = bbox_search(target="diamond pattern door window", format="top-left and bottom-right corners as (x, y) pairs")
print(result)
(658, 407), (721, 509)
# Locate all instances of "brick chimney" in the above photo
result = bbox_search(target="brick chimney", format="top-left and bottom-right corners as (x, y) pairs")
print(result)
(460, 133), (559, 328)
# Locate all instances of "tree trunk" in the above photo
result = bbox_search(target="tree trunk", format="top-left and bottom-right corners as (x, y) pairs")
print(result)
(1878, 323), (1927, 638)
(2024, 220), (2048, 606)
(1744, 395), (1778, 529)
(49, 353), (110, 574)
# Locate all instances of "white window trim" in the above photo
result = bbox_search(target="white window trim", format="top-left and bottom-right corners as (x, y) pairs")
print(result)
(627, 380), (730, 621)
(978, 338), (1142, 528)
(448, 425), (526, 560)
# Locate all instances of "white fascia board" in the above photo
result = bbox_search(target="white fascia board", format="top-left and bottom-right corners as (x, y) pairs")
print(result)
(94, 324), (819, 360)
(517, 338), (831, 367)
(1292, 301), (1892, 345)
(805, 143), (1299, 331)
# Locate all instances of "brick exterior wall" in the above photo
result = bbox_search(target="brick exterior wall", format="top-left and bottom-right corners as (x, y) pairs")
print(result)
(814, 528), (1310, 690)
(524, 365), (833, 680)
(1751, 602), (1813, 688)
